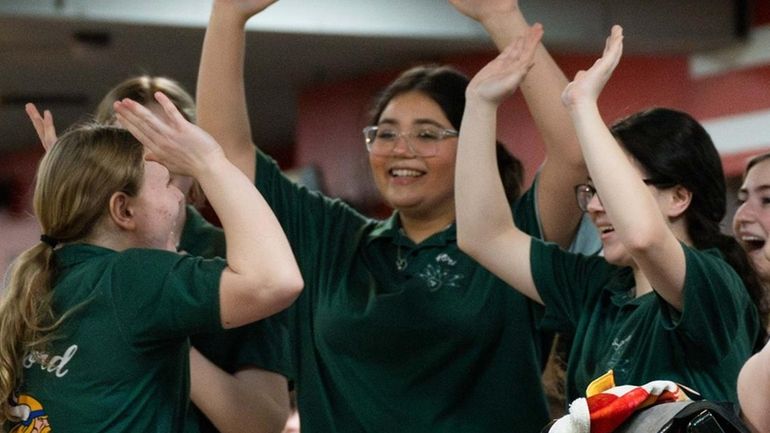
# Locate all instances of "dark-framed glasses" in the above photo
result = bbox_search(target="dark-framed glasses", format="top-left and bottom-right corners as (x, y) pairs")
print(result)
(363, 125), (459, 157)
(574, 179), (675, 212)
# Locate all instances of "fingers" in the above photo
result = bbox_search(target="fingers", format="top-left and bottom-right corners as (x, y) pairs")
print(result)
(605, 25), (624, 72)
(25, 103), (46, 142)
(42, 110), (57, 151)
(25, 103), (58, 151)
(154, 91), (188, 126)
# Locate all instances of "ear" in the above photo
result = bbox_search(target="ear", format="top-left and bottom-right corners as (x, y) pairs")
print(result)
(665, 185), (692, 219)
(108, 191), (136, 231)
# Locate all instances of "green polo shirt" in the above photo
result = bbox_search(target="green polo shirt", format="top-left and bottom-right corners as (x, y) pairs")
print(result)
(179, 206), (292, 433)
(8, 244), (225, 433)
(531, 239), (760, 403)
(254, 151), (553, 433)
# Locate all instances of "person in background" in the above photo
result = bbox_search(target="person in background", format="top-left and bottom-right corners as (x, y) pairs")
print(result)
(1, 93), (302, 431)
(456, 24), (763, 405)
(193, 0), (597, 431)
(733, 152), (770, 295)
(25, 75), (295, 433)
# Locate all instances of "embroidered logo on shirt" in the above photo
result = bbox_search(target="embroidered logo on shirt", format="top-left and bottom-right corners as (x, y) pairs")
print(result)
(9, 394), (52, 433)
(602, 335), (633, 376)
(416, 253), (464, 291)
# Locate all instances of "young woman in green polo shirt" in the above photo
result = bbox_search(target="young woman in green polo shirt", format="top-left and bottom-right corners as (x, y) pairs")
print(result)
(0, 93), (302, 431)
(456, 25), (764, 404)
(193, 0), (600, 431)
(26, 76), (298, 433)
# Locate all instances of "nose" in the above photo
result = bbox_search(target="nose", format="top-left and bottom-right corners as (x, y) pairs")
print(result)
(391, 134), (417, 156)
(586, 192), (604, 213)
(733, 201), (754, 225)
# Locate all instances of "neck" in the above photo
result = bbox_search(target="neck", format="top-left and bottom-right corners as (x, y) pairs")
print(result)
(398, 211), (455, 244)
(632, 266), (653, 298)
(81, 219), (133, 252)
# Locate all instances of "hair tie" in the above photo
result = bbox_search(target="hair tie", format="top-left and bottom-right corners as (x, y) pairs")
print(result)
(40, 234), (60, 248)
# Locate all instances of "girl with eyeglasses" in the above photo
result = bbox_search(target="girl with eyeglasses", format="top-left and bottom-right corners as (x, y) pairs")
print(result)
(456, 25), (764, 404)
(0, 94), (302, 431)
(193, 0), (601, 431)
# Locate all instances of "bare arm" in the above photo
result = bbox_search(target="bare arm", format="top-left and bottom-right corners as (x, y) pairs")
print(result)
(561, 26), (686, 310)
(455, 26), (543, 304)
(738, 340), (770, 433)
(197, 0), (278, 183)
(190, 348), (290, 433)
(449, 0), (587, 248)
(114, 93), (302, 328)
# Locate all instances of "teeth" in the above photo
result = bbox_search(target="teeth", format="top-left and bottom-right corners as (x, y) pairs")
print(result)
(599, 225), (614, 234)
(741, 235), (765, 242)
(391, 169), (422, 177)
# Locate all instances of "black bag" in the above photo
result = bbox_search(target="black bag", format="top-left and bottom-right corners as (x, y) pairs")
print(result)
(616, 401), (750, 433)
(540, 401), (751, 433)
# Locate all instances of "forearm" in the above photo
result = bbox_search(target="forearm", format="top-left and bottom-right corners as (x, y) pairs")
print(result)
(456, 100), (514, 251)
(480, 8), (586, 247)
(198, 1), (257, 180)
(198, 155), (301, 326)
(570, 102), (684, 306)
(190, 348), (290, 433)
(738, 343), (770, 433)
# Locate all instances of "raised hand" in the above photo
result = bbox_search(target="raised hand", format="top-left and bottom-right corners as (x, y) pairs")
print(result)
(113, 92), (224, 178)
(24, 103), (58, 151)
(448, 0), (518, 24)
(561, 25), (623, 109)
(466, 24), (543, 106)
(215, 0), (278, 20)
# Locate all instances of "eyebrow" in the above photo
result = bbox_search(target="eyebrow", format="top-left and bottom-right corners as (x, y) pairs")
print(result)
(377, 118), (446, 128)
(740, 184), (770, 194)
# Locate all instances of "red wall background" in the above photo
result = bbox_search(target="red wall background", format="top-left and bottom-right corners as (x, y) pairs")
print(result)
(295, 29), (770, 217)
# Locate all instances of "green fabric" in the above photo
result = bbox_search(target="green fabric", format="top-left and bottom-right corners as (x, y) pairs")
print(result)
(255, 151), (552, 433)
(531, 240), (760, 403)
(10, 244), (225, 433)
(179, 205), (292, 433)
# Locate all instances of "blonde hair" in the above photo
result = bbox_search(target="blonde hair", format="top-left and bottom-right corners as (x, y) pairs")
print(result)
(94, 75), (196, 124)
(94, 75), (203, 206)
(0, 125), (144, 422)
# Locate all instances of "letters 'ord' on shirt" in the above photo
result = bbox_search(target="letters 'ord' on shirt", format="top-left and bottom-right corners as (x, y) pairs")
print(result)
(10, 245), (225, 433)
(254, 151), (556, 433)
(531, 239), (760, 403)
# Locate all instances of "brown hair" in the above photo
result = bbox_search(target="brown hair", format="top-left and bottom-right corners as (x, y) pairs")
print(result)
(0, 125), (144, 422)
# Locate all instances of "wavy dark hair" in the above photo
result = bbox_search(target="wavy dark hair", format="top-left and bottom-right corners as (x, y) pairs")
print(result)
(369, 65), (524, 201)
(612, 107), (768, 344)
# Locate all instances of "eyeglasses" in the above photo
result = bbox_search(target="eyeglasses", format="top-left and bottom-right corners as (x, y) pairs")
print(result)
(574, 179), (675, 212)
(363, 125), (459, 157)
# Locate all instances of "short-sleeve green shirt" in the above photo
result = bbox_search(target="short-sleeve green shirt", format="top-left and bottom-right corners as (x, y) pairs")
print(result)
(531, 240), (760, 403)
(9, 244), (225, 433)
(255, 151), (551, 433)
(179, 206), (291, 433)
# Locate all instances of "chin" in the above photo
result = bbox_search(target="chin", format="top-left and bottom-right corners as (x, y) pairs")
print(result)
(601, 245), (633, 267)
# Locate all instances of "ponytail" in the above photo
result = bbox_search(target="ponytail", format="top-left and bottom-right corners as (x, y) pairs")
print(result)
(0, 243), (58, 422)
(0, 124), (144, 423)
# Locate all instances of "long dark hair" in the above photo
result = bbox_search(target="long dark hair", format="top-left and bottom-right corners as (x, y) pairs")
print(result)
(612, 107), (768, 342)
(369, 65), (524, 201)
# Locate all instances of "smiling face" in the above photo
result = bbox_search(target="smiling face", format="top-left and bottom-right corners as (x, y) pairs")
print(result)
(129, 160), (185, 251)
(733, 158), (770, 282)
(368, 91), (458, 221)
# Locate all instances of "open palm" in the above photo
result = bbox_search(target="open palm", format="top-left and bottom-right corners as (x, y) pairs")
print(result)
(467, 24), (542, 105)
(561, 25), (623, 108)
